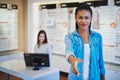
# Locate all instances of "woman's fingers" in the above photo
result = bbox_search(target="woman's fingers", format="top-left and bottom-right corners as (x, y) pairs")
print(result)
(71, 58), (83, 75)
(72, 58), (83, 76)
(76, 58), (84, 62)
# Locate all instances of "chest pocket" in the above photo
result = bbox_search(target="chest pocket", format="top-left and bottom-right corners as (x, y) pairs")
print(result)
(71, 36), (81, 49)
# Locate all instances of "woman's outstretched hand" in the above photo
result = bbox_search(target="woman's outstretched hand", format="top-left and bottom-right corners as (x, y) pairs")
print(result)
(68, 56), (83, 76)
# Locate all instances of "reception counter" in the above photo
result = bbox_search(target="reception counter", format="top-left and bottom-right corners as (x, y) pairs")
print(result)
(0, 53), (59, 80)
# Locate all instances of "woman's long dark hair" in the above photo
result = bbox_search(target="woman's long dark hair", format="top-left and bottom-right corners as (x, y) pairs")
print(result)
(37, 30), (48, 47)
(75, 3), (93, 30)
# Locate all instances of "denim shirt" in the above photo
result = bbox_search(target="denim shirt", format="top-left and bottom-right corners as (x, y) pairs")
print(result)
(65, 30), (105, 80)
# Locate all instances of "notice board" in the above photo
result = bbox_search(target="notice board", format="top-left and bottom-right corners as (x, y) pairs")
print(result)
(0, 3), (18, 51)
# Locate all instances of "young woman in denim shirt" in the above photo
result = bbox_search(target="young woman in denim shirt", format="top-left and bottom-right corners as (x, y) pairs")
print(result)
(65, 3), (105, 80)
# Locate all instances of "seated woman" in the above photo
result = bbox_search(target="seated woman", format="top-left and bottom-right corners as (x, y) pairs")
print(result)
(34, 30), (52, 66)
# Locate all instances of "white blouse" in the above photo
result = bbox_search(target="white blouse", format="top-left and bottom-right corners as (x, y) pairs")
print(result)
(83, 43), (90, 80)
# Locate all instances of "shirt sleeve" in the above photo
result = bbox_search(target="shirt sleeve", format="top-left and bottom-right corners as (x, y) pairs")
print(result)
(47, 44), (52, 58)
(64, 34), (76, 62)
(47, 44), (52, 66)
(99, 34), (105, 75)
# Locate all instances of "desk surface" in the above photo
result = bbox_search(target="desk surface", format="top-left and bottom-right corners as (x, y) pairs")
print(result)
(0, 58), (59, 80)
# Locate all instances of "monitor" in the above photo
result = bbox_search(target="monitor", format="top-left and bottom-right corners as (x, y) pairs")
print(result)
(24, 53), (50, 70)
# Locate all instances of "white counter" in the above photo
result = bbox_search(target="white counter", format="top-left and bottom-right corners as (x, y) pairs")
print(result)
(0, 58), (59, 80)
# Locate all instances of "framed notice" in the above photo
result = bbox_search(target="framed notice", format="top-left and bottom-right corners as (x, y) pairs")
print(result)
(0, 3), (18, 51)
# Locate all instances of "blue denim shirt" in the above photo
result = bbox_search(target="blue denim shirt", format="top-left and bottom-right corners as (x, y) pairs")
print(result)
(65, 30), (105, 80)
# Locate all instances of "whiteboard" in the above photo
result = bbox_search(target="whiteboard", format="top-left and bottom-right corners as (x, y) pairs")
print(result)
(0, 4), (18, 51)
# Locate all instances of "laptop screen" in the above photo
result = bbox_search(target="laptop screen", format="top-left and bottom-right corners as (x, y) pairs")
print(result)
(24, 53), (50, 67)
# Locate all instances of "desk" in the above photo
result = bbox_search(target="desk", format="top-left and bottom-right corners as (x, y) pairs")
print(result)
(0, 58), (59, 80)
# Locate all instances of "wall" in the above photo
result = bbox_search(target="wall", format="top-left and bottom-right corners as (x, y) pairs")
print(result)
(23, 0), (28, 52)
